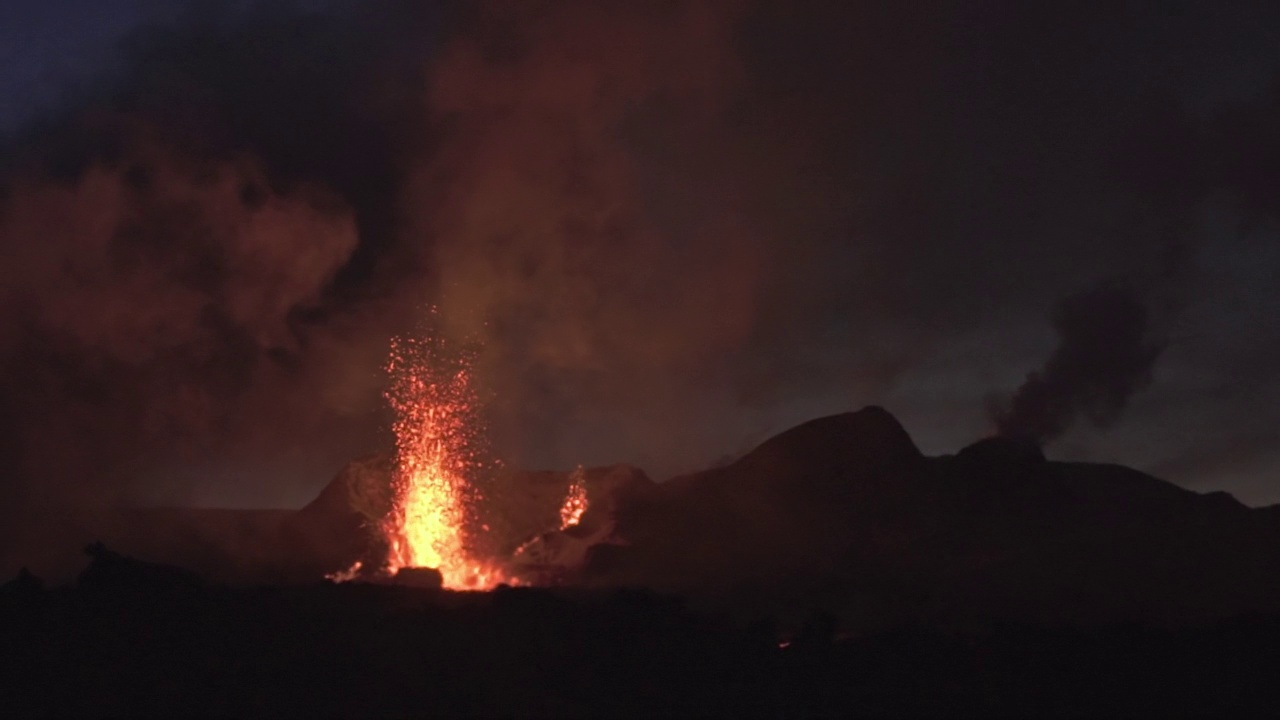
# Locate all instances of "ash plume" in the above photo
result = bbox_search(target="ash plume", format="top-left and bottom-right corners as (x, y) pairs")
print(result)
(410, 0), (764, 469)
(0, 0), (767, 572)
(3, 0), (1280, 573)
(992, 280), (1167, 444)
(0, 2), (439, 570)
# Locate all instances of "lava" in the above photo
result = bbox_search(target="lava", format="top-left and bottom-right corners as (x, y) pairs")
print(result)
(380, 330), (507, 590)
(559, 467), (589, 529)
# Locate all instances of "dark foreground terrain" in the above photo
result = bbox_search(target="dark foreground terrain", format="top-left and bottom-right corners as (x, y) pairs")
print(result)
(3, 551), (1280, 718)
(9, 408), (1280, 716)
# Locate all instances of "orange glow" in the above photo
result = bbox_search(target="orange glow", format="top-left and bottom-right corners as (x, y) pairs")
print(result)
(558, 467), (589, 529)
(325, 560), (363, 583)
(380, 330), (509, 590)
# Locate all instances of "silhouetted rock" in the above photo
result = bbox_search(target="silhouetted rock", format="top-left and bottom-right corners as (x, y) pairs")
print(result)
(392, 566), (444, 589)
(956, 436), (1047, 478)
(98, 507), (299, 584)
(593, 409), (932, 597)
(729, 405), (922, 482)
(482, 464), (656, 558)
(0, 567), (43, 596)
(56, 406), (1280, 633)
(287, 454), (394, 575)
(581, 542), (634, 576)
(588, 407), (1280, 627)
(78, 542), (202, 592)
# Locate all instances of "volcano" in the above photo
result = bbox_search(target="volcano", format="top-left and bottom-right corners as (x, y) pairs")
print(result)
(587, 407), (1280, 628)
(16, 406), (1280, 717)
(92, 406), (1280, 629)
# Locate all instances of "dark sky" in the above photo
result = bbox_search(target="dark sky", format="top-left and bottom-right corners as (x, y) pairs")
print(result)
(0, 0), (1278, 521)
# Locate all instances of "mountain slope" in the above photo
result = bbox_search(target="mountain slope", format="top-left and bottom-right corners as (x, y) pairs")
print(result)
(586, 407), (1280, 626)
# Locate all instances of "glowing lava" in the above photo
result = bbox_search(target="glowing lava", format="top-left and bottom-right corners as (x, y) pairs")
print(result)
(381, 332), (507, 590)
(559, 467), (589, 529)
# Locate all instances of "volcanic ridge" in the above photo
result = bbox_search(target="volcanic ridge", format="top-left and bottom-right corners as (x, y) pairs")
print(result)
(8, 407), (1280, 716)
(82, 406), (1280, 627)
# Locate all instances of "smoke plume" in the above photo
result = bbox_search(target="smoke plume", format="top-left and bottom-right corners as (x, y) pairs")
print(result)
(992, 280), (1167, 444)
(0, 3), (438, 569)
(409, 0), (764, 467)
(0, 0), (770, 571)
(4, 0), (1280, 569)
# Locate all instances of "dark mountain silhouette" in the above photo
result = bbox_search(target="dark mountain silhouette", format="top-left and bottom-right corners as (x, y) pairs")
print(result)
(13, 406), (1280, 716)
(92, 457), (655, 584)
(586, 407), (1280, 628)
(85, 406), (1280, 630)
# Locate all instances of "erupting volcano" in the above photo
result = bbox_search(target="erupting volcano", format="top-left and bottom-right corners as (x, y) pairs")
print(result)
(323, 323), (603, 590)
(380, 330), (507, 590)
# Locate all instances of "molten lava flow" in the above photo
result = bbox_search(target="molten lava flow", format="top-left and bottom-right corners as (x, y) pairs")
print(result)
(381, 332), (507, 590)
(558, 466), (589, 529)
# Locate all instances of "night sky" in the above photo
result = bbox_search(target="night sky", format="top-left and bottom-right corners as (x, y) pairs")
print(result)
(0, 0), (1278, 526)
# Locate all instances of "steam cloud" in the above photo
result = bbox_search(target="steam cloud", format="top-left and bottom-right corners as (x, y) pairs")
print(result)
(992, 281), (1167, 444)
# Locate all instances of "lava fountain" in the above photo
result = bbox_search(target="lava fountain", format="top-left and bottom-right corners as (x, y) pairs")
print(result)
(381, 331), (507, 590)
(559, 467), (589, 530)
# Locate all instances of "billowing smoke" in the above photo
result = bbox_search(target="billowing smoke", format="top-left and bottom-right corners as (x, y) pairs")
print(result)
(0, 138), (371, 562)
(410, 0), (765, 467)
(992, 280), (1167, 444)
(0, 2), (441, 568)
(4, 0), (1280, 571)
(0, 0), (768, 571)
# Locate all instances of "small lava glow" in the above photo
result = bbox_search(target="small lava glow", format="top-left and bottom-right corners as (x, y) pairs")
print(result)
(559, 467), (589, 529)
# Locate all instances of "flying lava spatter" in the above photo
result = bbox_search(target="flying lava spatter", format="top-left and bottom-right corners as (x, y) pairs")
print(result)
(380, 329), (508, 589)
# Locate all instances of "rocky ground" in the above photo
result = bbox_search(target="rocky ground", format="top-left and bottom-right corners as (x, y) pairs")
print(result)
(4, 550), (1280, 717)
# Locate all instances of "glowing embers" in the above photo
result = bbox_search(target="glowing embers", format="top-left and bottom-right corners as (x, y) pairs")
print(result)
(325, 561), (364, 583)
(559, 466), (589, 529)
(380, 330), (506, 590)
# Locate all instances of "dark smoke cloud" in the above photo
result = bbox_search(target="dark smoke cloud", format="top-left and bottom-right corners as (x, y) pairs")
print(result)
(0, 2), (441, 569)
(992, 281), (1167, 444)
(3, 0), (1280, 571)
(409, 0), (765, 468)
(0, 141), (368, 562)
(0, 0), (766, 567)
